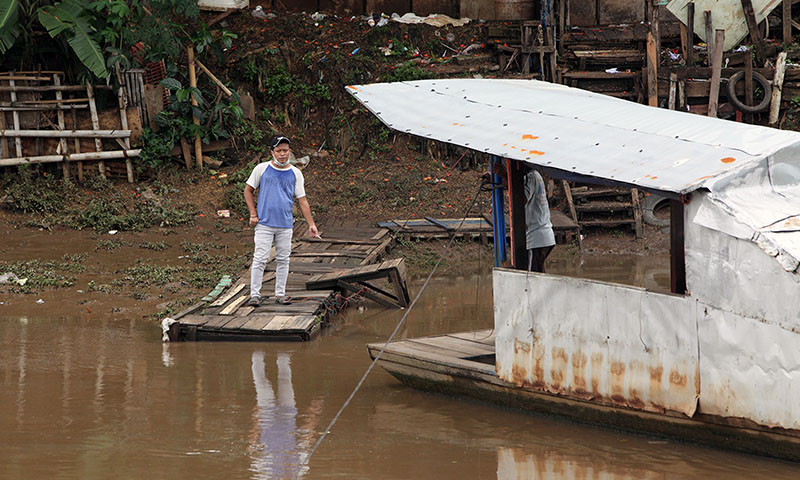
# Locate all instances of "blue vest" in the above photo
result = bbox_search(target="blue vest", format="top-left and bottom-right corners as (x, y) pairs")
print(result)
(257, 165), (296, 228)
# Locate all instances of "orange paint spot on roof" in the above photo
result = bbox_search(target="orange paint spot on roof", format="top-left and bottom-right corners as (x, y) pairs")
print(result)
(650, 176), (658, 180)
(346, 85), (358, 90)
(521, 134), (539, 141)
(721, 157), (736, 164)
(528, 150), (545, 156)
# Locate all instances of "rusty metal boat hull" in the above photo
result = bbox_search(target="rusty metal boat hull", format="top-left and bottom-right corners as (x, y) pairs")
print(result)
(367, 331), (800, 462)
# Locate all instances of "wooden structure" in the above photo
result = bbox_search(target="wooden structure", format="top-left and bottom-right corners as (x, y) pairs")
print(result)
(564, 184), (643, 238)
(307, 257), (410, 309)
(378, 217), (492, 240)
(0, 71), (141, 182)
(165, 222), (398, 341)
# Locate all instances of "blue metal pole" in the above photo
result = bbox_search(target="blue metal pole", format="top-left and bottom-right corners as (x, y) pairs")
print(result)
(491, 156), (507, 267)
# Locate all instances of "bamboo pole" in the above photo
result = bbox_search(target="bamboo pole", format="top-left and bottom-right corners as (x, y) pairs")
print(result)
(195, 60), (233, 97)
(187, 46), (203, 168)
(85, 81), (106, 178)
(12, 98), (89, 104)
(71, 109), (83, 182)
(0, 105), (88, 111)
(54, 74), (70, 179)
(0, 81), (8, 158)
(115, 65), (134, 183)
(769, 51), (788, 126)
(0, 85), (89, 92)
(0, 149), (141, 167)
(0, 130), (131, 138)
(8, 79), (23, 157)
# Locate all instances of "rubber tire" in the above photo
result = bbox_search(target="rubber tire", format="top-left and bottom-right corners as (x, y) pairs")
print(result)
(643, 194), (670, 227)
(727, 71), (772, 114)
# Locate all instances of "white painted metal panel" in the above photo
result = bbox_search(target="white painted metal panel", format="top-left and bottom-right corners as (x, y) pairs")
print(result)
(494, 269), (698, 416)
(697, 304), (800, 430)
(686, 192), (800, 331)
(667, 0), (781, 51)
(347, 79), (800, 195)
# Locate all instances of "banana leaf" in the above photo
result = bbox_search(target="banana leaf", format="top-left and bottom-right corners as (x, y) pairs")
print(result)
(38, 0), (108, 78)
(0, 0), (20, 54)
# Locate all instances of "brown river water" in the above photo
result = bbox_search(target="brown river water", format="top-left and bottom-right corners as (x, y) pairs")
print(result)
(2, 230), (799, 479)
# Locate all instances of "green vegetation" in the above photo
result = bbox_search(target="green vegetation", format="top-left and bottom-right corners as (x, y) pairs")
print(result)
(0, 253), (87, 292)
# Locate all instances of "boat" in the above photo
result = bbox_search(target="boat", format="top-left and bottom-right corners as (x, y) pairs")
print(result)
(352, 78), (800, 460)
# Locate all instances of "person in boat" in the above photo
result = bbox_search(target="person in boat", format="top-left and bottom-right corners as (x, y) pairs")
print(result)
(524, 168), (555, 272)
(244, 135), (318, 306)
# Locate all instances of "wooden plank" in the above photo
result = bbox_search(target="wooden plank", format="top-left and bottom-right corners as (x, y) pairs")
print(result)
(202, 315), (237, 329)
(686, 2), (695, 66)
(741, 0), (765, 65)
(239, 313), (277, 331)
(210, 282), (245, 306)
(785, 0), (793, 44)
(7, 79), (22, 157)
(71, 109), (83, 182)
(448, 330), (496, 346)
(299, 237), (379, 245)
(371, 228), (390, 240)
(262, 315), (300, 331)
(769, 52), (788, 126)
(288, 315), (317, 330)
(220, 315), (254, 330)
(631, 188), (643, 239)
(85, 81), (105, 177)
(646, 31), (658, 107)
(338, 279), (400, 309)
(704, 11), (714, 55)
(424, 216), (454, 232)
(53, 75), (69, 179)
(220, 294), (248, 315)
(361, 235), (393, 266)
(179, 314), (209, 326)
(708, 30), (725, 118)
(410, 336), (495, 357)
(237, 306), (255, 317)
(292, 251), (368, 258)
(114, 65), (134, 183)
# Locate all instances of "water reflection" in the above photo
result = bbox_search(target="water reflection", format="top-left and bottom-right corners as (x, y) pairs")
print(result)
(250, 351), (308, 479)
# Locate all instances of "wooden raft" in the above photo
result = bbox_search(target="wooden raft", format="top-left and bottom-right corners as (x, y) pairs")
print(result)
(378, 217), (492, 240)
(166, 222), (394, 341)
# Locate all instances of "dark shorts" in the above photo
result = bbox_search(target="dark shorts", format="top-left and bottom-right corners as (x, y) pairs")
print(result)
(527, 245), (554, 273)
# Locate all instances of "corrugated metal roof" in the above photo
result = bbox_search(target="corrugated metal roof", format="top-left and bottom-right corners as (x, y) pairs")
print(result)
(347, 79), (800, 195)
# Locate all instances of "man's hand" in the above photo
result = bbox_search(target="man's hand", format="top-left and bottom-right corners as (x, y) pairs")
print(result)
(309, 225), (319, 238)
(249, 215), (259, 227)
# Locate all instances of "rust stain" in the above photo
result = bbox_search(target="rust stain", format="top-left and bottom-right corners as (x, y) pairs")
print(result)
(532, 341), (545, 386)
(521, 134), (539, 141)
(511, 339), (532, 387)
(720, 157), (736, 164)
(669, 369), (687, 387)
(571, 351), (587, 388)
(590, 352), (603, 395)
(610, 361), (626, 398)
(550, 347), (568, 388)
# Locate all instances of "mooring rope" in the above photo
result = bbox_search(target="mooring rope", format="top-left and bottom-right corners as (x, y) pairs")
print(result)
(293, 183), (486, 478)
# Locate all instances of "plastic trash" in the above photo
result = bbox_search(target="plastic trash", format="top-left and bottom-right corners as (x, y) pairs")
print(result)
(311, 12), (325, 21)
(251, 6), (267, 19)
(605, 67), (620, 74)
(377, 17), (388, 27)
(367, 18), (375, 27)
(36, 299), (44, 304)
(108, 230), (118, 235)
(217, 209), (230, 217)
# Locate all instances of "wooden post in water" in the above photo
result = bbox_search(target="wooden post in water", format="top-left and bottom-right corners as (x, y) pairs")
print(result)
(187, 46), (203, 168)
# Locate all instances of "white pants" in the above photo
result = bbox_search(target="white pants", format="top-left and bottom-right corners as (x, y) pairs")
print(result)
(250, 224), (293, 298)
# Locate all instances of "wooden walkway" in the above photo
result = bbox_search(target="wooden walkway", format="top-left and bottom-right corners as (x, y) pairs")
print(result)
(166, 222), (396, 341)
